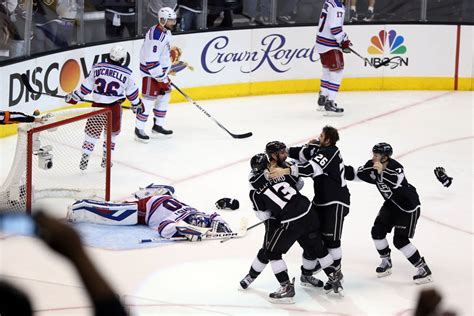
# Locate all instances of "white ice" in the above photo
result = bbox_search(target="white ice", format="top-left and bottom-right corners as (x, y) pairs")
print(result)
(0, 91), (472, 315)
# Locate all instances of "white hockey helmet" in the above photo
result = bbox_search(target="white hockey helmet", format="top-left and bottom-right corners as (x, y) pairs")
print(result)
(109, 45), (127, 65)
(158, 7), (177, 25)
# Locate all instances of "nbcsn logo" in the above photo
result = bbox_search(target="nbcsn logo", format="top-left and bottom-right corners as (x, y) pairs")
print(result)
(366, 30), (408, 69)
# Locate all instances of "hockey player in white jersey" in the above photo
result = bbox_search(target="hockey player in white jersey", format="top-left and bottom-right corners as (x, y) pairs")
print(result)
(135, 7), (177, 142)
(67, 184), (233, 241)
(315, 0), (351, 116)
(65, 45), (144, 170)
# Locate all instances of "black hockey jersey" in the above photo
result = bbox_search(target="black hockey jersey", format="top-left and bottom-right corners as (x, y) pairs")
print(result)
(289, 144), (350, 206)
(348, 159), (420, 213)
(249, 172), (310, 224)
(0, 111), (35, 124)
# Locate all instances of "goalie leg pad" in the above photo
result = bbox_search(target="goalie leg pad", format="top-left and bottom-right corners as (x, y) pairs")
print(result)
(68, 200), (138, 225)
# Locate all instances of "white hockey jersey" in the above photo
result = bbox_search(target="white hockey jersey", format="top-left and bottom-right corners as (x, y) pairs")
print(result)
(316, 0), (348, 54)
(139, 195), (224, 239)
(75, 62), (141, 106)
(140, 24), (172, 80)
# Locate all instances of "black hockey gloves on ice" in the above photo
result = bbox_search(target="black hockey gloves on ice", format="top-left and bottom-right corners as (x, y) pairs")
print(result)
(434, 167), (453, 187)
(215, 198), (239, 210)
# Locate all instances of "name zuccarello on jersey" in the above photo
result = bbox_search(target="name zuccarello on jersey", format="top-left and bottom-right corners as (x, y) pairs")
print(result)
(95, 68), (128, 83)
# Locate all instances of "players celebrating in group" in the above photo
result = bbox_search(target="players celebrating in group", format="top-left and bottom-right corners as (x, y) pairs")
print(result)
(242, 126), (436, 304)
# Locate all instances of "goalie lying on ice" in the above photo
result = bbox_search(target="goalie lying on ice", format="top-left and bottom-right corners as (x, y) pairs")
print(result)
(67, 184), (232, 241)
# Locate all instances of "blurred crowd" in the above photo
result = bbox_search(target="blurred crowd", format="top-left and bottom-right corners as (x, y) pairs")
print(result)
(0, 0), (472, 62)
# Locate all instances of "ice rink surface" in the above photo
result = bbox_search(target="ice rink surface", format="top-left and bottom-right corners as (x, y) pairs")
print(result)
(0, 90), (473, 315)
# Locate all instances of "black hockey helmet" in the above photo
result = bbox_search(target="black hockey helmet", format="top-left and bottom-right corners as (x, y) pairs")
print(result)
(372, 142), (393, 157)
(265, 141), (287, 157)
(250, 153), (269, 173)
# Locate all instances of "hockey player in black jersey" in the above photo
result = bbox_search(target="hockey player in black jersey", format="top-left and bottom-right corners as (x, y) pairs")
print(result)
(344, 142), (432, 284)
(0, 110), (46, 124)
(269, 126), (350, 291)
(242, 142), (342, 303)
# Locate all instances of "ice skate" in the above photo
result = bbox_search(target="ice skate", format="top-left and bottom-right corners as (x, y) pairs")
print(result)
(152, 118), (173, 137)
(239, 274), (255, 290)
(350, 9), (358, 22)
(363, 10), (374, 21)
(324, 269), (344, 295)
(300, 274), (323, 288)
(317, 93), (327, 111)
(323, 100), (344, 116)
(152, 125), (173, 136)
(135, 127), (150, 143)
(376, 255), (392, 278)
(269, 277), (295, 304)
(413, 257), (433, 284)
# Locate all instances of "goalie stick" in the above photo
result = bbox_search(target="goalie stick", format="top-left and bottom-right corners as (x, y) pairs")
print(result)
(348, 48), (390, 69)
(20, 73), (132, 109)
(171, 82), (253, 139)
(220, 219), (266, 243)
(139, 217), (249, 243)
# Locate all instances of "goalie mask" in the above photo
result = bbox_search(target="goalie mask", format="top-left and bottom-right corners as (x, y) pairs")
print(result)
(133, 184), (175, 200)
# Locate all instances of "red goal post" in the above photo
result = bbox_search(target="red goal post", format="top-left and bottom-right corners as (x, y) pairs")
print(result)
(0, 108), (112, 214)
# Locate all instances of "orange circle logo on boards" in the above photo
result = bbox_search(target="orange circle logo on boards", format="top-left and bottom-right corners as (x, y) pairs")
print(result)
(60, 59), (81, 93)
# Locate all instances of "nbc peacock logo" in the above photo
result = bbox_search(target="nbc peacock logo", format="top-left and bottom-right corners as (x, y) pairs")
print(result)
(366, 30), (409, 69)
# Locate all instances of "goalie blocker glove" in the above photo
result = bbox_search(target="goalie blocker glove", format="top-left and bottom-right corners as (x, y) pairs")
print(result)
(434, 167), (453, 187)
(215, 198), (239, 210)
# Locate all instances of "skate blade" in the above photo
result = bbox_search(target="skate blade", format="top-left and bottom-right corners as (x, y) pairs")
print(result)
(377, 269), (392, 278)
(300, 281), (323, 288)
(268, 297), (295, 304)
(134, 136), (149, 143)
(325, 288), (344, 296)
(150, 132), (173, 139)
(323, 112), (344, 117)
(317, 106), (325, 111)
(414, 275), (433, 284)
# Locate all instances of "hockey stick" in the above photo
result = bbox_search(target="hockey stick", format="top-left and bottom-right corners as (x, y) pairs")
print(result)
(20, 74), (94, 103)
(348, 48), (390, 69)
(171, 82), (253, 139)
(219, 219), (266, 243)
(20, 73), (133, 109)
(139, 217), (249, 243)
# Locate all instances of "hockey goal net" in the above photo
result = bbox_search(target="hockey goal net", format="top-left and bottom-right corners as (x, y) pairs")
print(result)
(0, 108), (112, 214)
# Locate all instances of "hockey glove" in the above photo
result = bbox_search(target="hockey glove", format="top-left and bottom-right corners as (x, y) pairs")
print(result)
(341, 38), (352, 53)
(131, 101), (145, 115)
(434, 167), (453, 187)
(215, 198), (239, 210)
(65, 91), (82, 104)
